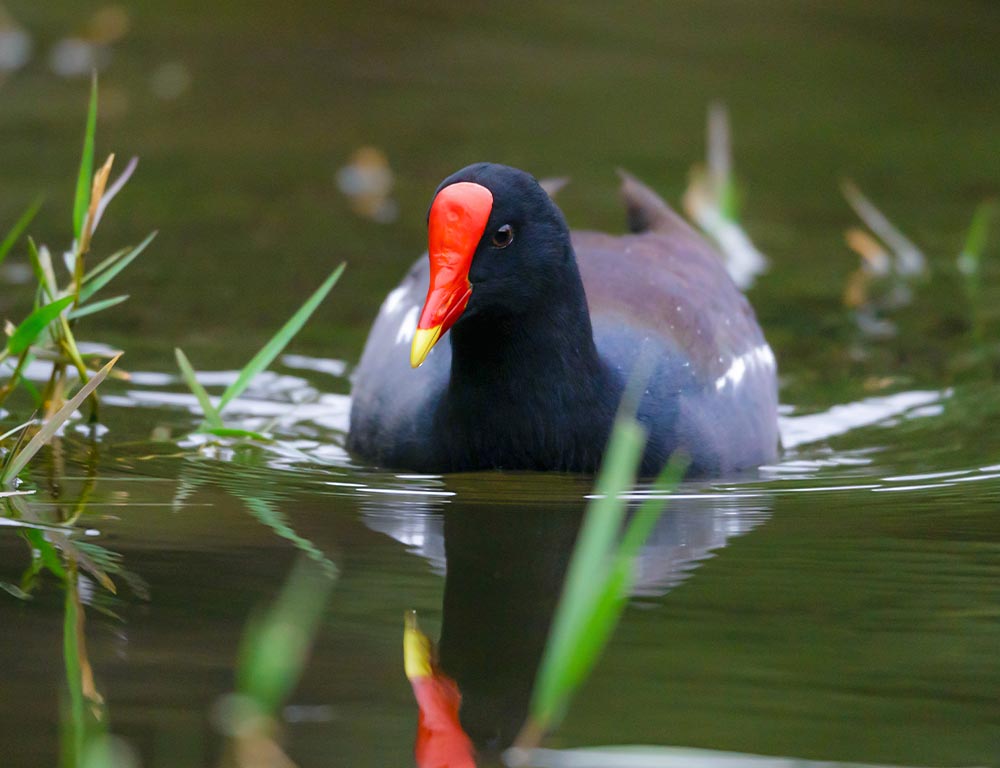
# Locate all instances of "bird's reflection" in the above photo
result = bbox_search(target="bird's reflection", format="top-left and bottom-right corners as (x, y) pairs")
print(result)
(438, 502), (581, 753)
(359, 477), (772, 763)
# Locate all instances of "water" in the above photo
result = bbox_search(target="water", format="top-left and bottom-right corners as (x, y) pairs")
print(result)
(1, 2), (999, 766)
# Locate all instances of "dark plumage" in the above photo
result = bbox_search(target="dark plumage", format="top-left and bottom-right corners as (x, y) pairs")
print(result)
(348, 163), (778, 475)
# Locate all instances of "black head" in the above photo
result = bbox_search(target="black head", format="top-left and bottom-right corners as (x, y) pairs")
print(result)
(435, 163), (572, 317)
(410, 162), (577, 367)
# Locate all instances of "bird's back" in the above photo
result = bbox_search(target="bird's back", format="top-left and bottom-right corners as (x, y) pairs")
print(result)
(573, 229), (778, 474)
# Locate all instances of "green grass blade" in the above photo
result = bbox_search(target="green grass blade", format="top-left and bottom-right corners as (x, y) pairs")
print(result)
(619, 452), (690, 559)
(80, 246), (129, 285)
(216, 262), (345, 415)
(27, 238), (59, 299)
(1, 355), (119, 486)
(24, 527), (68, 580)
(77, 231), (156, 304)
(67, 295), (128, 320)
(237, 557), (336, 715)
(73, 75), (98, 241)
(202, 426), (272, 441)
(228, 487), (337, 576)
(548, 557), (631, 707)
(959, 202), (994, 275)
(543, 453), (689, 712)
(7, 296), (75, 355)
(0, 197), (43, 267)
(174, 348), (224, 429)
(0, 420), (33, 443)
(528, 416), (646, 730)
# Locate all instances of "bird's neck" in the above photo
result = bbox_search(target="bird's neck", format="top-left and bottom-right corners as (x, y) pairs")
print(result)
(441, 257), (619, 471)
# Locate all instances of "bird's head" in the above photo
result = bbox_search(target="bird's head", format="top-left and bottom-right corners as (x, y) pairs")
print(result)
(410, 163), (571, 368)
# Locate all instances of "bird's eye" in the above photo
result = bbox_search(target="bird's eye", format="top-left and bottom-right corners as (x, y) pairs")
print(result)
(492, 224), (514, 248)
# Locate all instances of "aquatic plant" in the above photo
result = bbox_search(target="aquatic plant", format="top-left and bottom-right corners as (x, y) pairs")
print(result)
(0, 75), (151, 491)
(0, 76), (151, 416)
(512, 422), (687, 754)
(956, 201), (997, 346)
(401, 388), (688, 764)
(0, 356), (118, 488)
(175, 262), (345, 440)
(683, 102), (768, 289)
(216, 557), (336, 768)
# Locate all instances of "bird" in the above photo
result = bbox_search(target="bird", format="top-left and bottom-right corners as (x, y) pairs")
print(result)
(347, 163), (778, 476)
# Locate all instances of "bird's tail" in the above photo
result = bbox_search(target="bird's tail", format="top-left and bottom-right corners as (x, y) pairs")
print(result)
(618, 168), (696, 236)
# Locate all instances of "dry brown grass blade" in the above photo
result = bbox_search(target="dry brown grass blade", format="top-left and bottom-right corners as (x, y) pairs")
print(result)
(77, 153), (115, 262)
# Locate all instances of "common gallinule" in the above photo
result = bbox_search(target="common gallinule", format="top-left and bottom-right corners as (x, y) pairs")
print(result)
(348, 163), (778, 475)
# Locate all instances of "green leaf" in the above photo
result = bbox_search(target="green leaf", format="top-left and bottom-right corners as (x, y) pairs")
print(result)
(237, 557), (336, 715)
(27, 238), (59, 299)
(528, 416), (645, 729)
(525, 417), (689, 741)
(77, 231), (156, 304)
(1, 355), (119, 486)
(202, 426), (272, 441)
(73, 75), (98, 241)
(619, 452), (689, 559)
(226, 483), (336, 577)
(67, 295), (129, 320)
(24, 528), (67, 581)
(538, 454), (689, 723)
(0, 197), (43, 267)
(7, 296), (75, 355)
(215, 263), (345, 417)
(959, 201), (995, 275)
(81, 245), (129, 285)
(62, 562), (86, 765)
(174, 348), (224, 429)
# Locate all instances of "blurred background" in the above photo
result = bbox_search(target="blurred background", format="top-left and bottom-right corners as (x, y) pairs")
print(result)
(1, 2), (999, 767)
(1, 0), (997, 394)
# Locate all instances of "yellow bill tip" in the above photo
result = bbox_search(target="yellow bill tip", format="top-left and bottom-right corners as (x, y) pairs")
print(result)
(403, 610), (433, 680)
(410, 325), (443, 368)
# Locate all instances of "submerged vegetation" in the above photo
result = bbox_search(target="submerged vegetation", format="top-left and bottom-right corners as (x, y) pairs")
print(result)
(175, 262), (345, 442)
